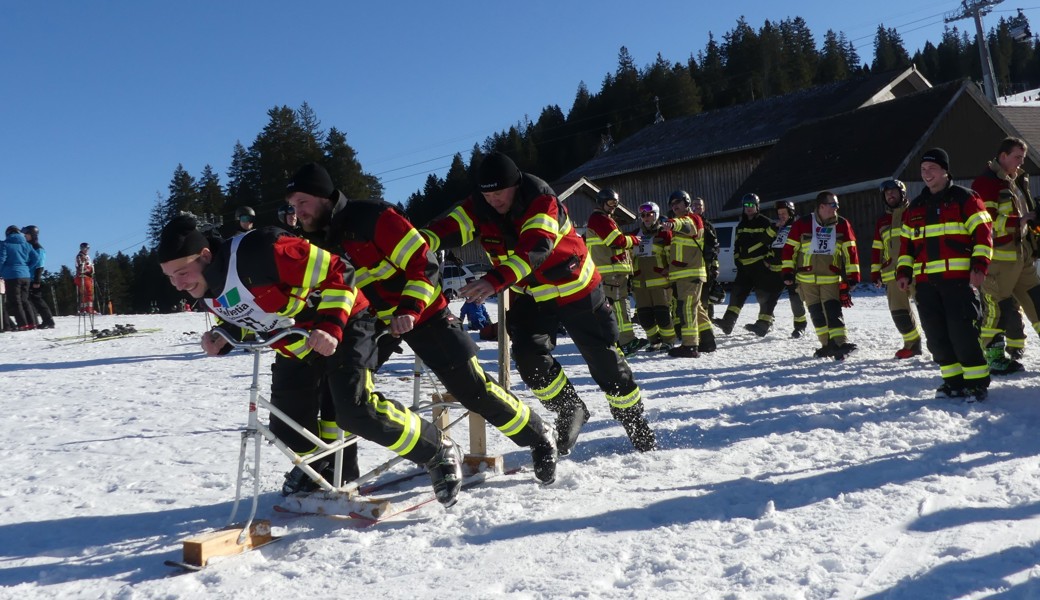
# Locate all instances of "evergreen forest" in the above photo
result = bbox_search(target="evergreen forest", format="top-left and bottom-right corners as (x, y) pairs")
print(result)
(35, 15), (1040, 315)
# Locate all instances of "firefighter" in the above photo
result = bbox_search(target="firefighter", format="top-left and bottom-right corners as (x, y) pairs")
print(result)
(586, 188), (646, 355)
(896, 148), (993, 402)
(666, 190), (710, 358)
(768, 200), (808, 338)
(631, 201), (676, 352)
(422, 152), (656, 453)
(971, 136), (1039, 375)
(715, 193), (783, 336)
(781, 191), (861, 360)
(870, 179), (923, 358)
(285, 162), (558, 483)
(156, 215), (464, 506)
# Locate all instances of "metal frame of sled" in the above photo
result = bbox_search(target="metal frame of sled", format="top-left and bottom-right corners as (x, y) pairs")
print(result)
(176, 310), (512, 568)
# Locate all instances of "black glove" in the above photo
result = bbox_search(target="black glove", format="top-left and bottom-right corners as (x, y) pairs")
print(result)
(839, 282), (853, 308)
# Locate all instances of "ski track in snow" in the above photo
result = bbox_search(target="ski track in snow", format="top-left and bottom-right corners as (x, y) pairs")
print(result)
(2, 292), (1040, 599)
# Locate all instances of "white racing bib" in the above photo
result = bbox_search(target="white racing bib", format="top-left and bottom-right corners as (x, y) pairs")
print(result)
(771, 224), (791, 249)
(207, 233), (295, 333)
(810, 216), (837, 255)
(635, 235), (655, 258)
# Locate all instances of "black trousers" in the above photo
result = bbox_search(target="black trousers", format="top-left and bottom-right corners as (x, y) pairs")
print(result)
(915, 279), (990, 387)
(27, 284), (53, 326)
(726, 262), (783, 320)
(269, 314), (440, 464)
(507, 285), (642, 411)
(4, 278), (31, 327)
(388, 308), (547, 448)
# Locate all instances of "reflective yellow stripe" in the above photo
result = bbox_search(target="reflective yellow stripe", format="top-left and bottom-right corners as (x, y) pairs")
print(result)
(527, 255), (596, 302)
(940, 362), (964, 378)
(357, 260), (396, 284)
(607, 386), (641, 409)
(402, 279), (436, 305)
(319, 419), (341, 441)
(390, 228), (425, 268)
(470, 357), (530, 437)
(316, 289), (352, 313)
(532, 369), (568, 402)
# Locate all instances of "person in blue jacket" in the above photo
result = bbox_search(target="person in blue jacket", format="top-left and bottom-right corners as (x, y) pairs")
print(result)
(21, 226), (55, 329)
(459, 298), (492, 330)
(0, 225), (40, 330)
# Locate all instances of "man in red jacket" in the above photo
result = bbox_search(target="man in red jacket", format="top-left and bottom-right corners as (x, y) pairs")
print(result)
(781, 192), (861, 360)
(157, 215), (464, 506)
(422, 153), (656, 453)
(285, 162), (558, 484)
(896, 148), (994, 402)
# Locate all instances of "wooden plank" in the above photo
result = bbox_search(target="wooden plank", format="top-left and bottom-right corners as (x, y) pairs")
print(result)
(181, 520), (274, 567)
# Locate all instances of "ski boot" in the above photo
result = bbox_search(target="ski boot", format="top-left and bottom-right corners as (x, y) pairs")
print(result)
(791, 323), (807, 338)
(986, 343), (1024, 376)
(620, 338), (649, 356)
(426, 438), (463, 508)
(935, 380), (966, 400)
(282, 458), (335, 496)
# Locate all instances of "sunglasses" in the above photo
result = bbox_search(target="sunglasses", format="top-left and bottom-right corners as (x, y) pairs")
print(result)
(743, 202), (758, 208)
(239, 216), (254, 222)
(280, 207), (295, 214)
(822, 202), (839, 208)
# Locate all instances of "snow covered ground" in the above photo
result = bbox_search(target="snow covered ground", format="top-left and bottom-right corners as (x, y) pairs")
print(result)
(2, 291), (1040, 599)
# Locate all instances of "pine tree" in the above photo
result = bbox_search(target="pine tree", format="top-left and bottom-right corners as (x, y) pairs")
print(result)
(872, 25), (911, 72)
(818, 29), (851, 83)
(196, 165), (225, 226)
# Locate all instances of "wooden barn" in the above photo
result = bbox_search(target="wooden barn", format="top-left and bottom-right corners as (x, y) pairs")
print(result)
(725, 80), (1040, 252)
(552, 67), (932, 221)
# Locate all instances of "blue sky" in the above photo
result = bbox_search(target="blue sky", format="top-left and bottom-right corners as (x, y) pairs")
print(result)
(1, 0), (1026, 275)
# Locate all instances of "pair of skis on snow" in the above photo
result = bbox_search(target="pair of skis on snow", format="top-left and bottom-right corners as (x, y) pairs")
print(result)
(164, 465), (524, 573)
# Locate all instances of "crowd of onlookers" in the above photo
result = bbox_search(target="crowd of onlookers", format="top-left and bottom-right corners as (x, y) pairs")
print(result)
(0, 225), (91, 332)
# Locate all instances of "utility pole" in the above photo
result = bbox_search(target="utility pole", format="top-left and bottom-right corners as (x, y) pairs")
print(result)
(945, 0), (1003, 104)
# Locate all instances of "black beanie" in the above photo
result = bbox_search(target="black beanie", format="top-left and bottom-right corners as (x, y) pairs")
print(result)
(157, 215), (208, 263)
(286, 162), (335, 199)
(921, 148), (950, 172)
(477, 152), (522, 192)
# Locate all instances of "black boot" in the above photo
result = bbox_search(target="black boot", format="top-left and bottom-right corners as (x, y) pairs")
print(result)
(713, 313), (736, 335)
(611, 406), (657, 452)
(555, 397), (590, 456)
(282, 457), (335, 496)
(530, 424), (559, 484)
(699, 329), (717, 353)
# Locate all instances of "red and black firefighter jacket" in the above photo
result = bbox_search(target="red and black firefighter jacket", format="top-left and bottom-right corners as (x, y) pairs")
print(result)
(324, 194), (448, 325)
(895, 183), (993, 283)
(201, 227), (359, 360)
(421, 173), (599, 306)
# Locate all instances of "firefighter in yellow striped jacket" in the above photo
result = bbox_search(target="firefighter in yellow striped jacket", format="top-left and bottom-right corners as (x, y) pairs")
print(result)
(423, 153), (656, 454)
(897, 148), (993, 402)
(586, 188), (646, 355)
(870, 179), (923, 359)
(631, 201), (677, 352)
(665, 190), (711, 358)
(782, 191), (861, 360)
(971, 136), (1038, 375)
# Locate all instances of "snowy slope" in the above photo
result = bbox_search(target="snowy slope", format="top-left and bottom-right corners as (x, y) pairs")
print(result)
(2, 292), (1040, 600)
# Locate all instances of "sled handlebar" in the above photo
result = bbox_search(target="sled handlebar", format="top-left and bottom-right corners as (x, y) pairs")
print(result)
(210, 327), (310, 350)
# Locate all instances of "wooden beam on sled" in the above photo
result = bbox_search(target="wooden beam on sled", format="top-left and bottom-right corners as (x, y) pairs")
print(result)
(180, 520), (274, 568)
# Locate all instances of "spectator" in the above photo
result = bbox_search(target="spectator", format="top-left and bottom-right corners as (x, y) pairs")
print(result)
(234, 206), (255, 235)
(20, 225), (55, 329)
(459, 298), (492, 330)
(0, 225), (39, 330)
(74, 242), (94, 315)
